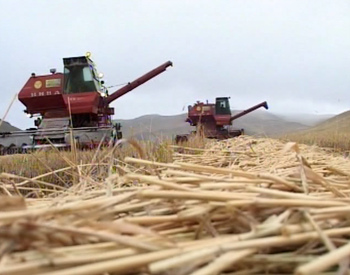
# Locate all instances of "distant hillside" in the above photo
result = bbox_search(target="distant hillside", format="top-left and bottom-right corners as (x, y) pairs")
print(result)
(275, 113), (334, 127)
(114, 110), (316, 140)
(283, 110), (350, 136)
(0, 110), (336, 140)
(281, 110), (350, 151)
(305, 110), (350, 133)
(229, 110), (309, 136)
(0, 120), (21, 132)
(115, 114), (192, 140)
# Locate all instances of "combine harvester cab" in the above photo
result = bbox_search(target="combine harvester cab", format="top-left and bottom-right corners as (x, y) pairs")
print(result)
(175, 97), (269, 143)
(0, 53), (173, 154)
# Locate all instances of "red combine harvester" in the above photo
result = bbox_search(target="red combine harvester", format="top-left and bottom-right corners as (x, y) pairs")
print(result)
(0, 53), (172, 154)
(175, 97), (268, 143)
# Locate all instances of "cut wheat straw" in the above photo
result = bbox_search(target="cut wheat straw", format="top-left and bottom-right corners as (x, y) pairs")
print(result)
(0, 135), (350, 274)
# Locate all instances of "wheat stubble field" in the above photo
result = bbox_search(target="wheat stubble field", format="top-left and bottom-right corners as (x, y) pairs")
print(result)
(0, 134), (350, 275)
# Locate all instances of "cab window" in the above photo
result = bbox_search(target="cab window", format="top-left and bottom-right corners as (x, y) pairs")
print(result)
(64, 65), (96, 94)
(215, 98), (231, 115)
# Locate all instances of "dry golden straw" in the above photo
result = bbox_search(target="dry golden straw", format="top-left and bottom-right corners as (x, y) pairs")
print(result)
(0, 135), (349, 274)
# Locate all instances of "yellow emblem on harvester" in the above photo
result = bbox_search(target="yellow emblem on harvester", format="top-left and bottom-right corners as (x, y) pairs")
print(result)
(34, 80), (42, 89)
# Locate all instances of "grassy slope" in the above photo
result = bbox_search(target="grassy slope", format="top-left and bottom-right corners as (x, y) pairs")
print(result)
(305, 110), (350, 133)
(283, 110), (350, 151)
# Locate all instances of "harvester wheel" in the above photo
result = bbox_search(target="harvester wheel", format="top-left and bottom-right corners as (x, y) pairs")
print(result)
(21, 144), (28, 154)
(175, 135), (189, 144)
(7, 144), (17, 155)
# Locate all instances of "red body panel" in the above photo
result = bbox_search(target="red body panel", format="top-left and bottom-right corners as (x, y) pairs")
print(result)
(18, 73), (101, 116)
(187, 103), (231, 127)
(214, 115), (231, 126)
(63, 92), (100, 114)
(18, 74), (65, 114)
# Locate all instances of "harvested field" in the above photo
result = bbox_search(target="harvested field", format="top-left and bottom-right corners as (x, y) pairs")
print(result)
(1, 136), (350, 274)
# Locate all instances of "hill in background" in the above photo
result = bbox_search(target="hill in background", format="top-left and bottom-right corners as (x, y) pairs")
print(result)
(0, 110), (338, 142)
(282, 110), (350, 151)
(115, 114), (192, 140)
(274, 113), (334, 127)
(282, 110), (350, 137)
(114, 110), (331, 140)
(228, 110), (309, 136)
(303, 110), (350, 133)
(0, 120), (21, 132)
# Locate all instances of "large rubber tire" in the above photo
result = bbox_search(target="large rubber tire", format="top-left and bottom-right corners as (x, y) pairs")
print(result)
(7, 144), (17, 155)
(21, 143), (28, 154)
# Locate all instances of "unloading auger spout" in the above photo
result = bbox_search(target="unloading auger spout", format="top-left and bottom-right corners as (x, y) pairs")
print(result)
(104, 61), (173, 105)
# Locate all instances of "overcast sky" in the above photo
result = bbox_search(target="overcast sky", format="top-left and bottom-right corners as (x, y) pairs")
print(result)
(0, 0), (349, 129)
